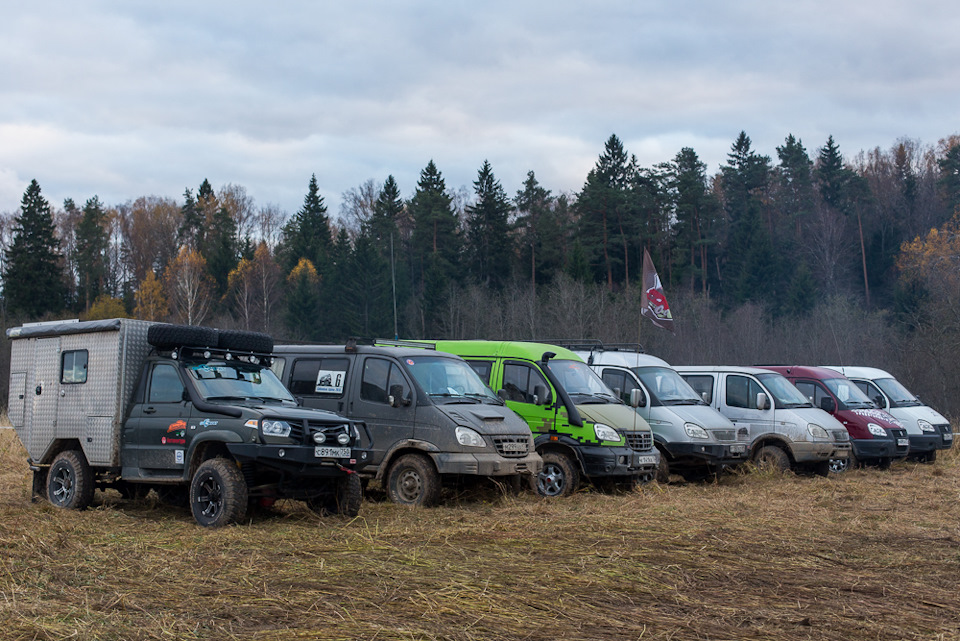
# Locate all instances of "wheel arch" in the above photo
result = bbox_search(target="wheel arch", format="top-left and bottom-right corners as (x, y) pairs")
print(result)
(375, 440), (441, 480)
(750, 435), (795, 463)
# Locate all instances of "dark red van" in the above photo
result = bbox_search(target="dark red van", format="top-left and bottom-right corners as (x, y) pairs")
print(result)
(759, 366), (909, 469)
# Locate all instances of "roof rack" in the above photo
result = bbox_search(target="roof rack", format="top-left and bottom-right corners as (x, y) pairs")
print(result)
(373, 338), (437, 350)
(536, 339), (645, 354)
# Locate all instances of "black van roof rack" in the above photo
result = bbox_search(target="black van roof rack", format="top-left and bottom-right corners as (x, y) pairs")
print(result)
(373, 338), (437, 350)
(537, 339), (645, 354)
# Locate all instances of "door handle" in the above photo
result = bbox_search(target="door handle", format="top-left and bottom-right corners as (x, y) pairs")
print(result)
(143, 407), (157, 414)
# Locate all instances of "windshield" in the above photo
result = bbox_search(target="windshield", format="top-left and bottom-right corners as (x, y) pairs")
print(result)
(188, 361), (295, 402)
(406, 355), (499, 403)
(633, 367), (703, 405)
(823, 377), (875, 409)
(757, 373), (813, 408)
(874, 377), (921, 406)
(546, 359), (619, 403)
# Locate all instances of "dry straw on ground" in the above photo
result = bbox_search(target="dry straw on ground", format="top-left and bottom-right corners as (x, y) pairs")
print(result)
(1, 427), (958, 640)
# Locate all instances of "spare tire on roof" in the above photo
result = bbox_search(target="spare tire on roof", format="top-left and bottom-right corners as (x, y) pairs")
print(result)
(147, 324), (219, 350)
(217, 329), (274, 354)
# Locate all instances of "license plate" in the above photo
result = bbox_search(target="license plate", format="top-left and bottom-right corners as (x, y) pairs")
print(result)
(501, 443), (527, 453)
(315, 446), (350, 458)
(729, 444), (747, 454)
(636, 455), (657, 465)
(896, 438), (909, 447)
(945, 433), (954, 441)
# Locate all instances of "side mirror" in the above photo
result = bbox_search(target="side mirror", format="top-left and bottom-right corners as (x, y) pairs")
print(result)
(873, 395), (885, 408)
(757, 392), (770, 411)
(630, 388), (645, 408)
(820, 396), (836, 413)
(533, 384), (548, 405)
(701, 391), (710, 403)
(497, 388), (508, 401)
(388, 384), (409, 408)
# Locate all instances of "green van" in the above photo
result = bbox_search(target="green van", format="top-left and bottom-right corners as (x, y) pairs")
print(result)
(388, 340), (659, 496)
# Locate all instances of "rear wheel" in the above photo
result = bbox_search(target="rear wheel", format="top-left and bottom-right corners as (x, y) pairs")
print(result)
(755, 445), (790, 473)
(387, 454), (441, 507)
(828, 457), (849, 474)
(190, 458), (248, 527)
(532, 452), (579, 497)
(47, 450), (95, 510)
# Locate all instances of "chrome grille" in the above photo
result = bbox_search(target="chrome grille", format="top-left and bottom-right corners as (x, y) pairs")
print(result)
(625, 431), (653, 452)
(831, 429), (850, 442)
(492, 436), (530, 458)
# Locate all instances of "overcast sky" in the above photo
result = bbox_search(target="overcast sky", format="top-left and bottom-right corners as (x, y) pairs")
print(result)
(1, 1), (958, 222)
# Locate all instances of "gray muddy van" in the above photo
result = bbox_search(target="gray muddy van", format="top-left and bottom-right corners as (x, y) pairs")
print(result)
(272, 343), (542, 506)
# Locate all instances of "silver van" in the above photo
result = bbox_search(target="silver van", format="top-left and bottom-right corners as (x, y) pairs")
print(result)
(822, 366), (953, 463)
(570, 347), (747, 482)
(272, 344), (542, 506)
(675, 365), (851, 476)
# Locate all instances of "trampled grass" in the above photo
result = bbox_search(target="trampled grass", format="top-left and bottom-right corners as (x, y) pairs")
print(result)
(1, 426), (959, 640)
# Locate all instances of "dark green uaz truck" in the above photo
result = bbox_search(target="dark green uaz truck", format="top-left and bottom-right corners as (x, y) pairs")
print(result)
(6, 319), (369, 527)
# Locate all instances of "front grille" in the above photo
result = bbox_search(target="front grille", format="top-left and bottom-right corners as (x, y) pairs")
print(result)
(890, 428), (907, 439)
(832, 429), (850, 442)
(711, 429), (735, 442)
(305, 419), (352, 446)
(492, 436), (530, 458)
(625, 431), (653, 452)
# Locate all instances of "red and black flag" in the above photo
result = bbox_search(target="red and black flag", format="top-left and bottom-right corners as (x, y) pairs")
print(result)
(641, 248), (674, 333)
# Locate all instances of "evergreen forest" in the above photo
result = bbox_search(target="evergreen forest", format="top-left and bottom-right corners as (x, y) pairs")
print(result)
(3, 131), (960, 416)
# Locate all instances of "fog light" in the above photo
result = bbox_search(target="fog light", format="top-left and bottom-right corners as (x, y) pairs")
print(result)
(313, 432), (326, 445)
(337, 432), (351, 445)
(278, 449), (285, 458)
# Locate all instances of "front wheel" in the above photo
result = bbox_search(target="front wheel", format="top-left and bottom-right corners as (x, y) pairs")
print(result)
(655, 453), (671, 484)
(532, 452), (579, 497)
(755, 445), (790, 473)
(190, 458), (248, 527)
(308, 474), (363, 516)
(47, 450), (95, 510)
(387, 454), (441, 507)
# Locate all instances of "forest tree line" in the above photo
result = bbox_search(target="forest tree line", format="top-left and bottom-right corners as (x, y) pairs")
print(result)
(2, 131), (960, 415)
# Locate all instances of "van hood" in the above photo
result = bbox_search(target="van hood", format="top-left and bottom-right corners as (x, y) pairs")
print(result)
(577, 403), (651, 433)
(654, 404), (734, 429)
(781, 407), (847, 432)
(439, 404), (531, 435)
(886, 405), (950, 433)
(845, 408), (903, 429)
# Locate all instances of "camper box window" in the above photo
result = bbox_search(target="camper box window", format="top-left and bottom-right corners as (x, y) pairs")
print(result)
(61, 350), (88, 384)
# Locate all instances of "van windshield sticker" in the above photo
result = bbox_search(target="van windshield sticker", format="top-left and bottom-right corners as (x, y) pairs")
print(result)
(315, 369), (346, 394)
(407, 359), (415, 365)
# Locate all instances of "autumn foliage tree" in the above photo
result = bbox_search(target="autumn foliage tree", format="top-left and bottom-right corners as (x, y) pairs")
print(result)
(164, 247), (214, 325)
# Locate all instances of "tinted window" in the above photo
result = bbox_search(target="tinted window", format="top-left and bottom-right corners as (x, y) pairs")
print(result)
(683, 375), (714, 404)
(360, 358), (408, 405)
(149, 363), (184, 403)
(467, 360), (494, 385)
(502, 362), (550, 404)
(601, 368), (637, 404)
(726, 375), (763, 409)
(289, 357), (349, 396)
(794, 381), (832, 408)
(61, 350), (88, 384)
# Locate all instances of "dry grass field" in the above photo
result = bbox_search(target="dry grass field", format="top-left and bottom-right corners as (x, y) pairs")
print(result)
(1, 427), (959, 641)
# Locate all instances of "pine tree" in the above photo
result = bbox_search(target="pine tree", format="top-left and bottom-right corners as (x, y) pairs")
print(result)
(3, 180), (68, 318)
(284, 258), (321, 341)
(203, 204), (239, 297)
(667, 147), (720, 295)
(464, 160), (513, 288)
(75, 195), (110, 312)
(937, 142), (960, 215)
(514, 170), (555, 294)
(277, 174), (333, 276)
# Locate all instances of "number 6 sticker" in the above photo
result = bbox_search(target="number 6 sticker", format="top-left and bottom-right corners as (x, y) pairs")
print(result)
(315, 370), (345, 394)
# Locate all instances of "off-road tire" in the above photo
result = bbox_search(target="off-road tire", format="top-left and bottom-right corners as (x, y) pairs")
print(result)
(47, 450), (95, 510)
(217, 329), (274, 354)
(308, 474), (363, 516)
(531, 451), (579, 498)
(655, 453), (671, 484)
(148, 324), (219, 350)
(755, 445), (790, 473)
(190, 458), (248, 527)
(386, 454), (441, 507)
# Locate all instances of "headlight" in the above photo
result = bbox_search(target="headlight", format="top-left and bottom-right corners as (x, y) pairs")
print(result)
(807, 423), (829, 439)
(918, 419), (935, 433)
(684, 423), (709, 439)
(867, 423), (887, 437)
(455, 426), (485, 447)
(262, 420), (292, 437)
(593, 423), (621, 443)
(336, 431), (351, 445)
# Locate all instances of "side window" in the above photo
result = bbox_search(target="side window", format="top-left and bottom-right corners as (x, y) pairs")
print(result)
(467, 360), (494, 386)
(861, 381), (884, 407)
(149, 363), (184, 403)
(726, 375), (762, 409)
(502, 362), (551, 404)
(601, 369), (632, 404)
(360, 357), (403, 405)
(289, 358), (349, 396)
(795, 381), (830, 408)
(61, 350), (88, 384)
(683, 375), (714, 404)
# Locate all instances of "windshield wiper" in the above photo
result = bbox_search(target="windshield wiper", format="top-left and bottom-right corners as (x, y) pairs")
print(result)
(429, 393), (481, 404)
(204, 395), (248, 401)
(663, 399), (703, 406)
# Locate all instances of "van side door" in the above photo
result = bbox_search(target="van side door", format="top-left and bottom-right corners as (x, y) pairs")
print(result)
(137, 361), (191, 474)
(599, 367), (648, 418)
(353, 356), (416, 468)
(288, 355), (352, 415)
(720, 374), (776, 441)
(497, 360), (556, 436)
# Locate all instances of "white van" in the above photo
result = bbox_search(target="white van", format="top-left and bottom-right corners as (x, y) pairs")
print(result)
(568, 346), (747, 483)
(821, 366), (952, 462)
(675, 365), (851, 476)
